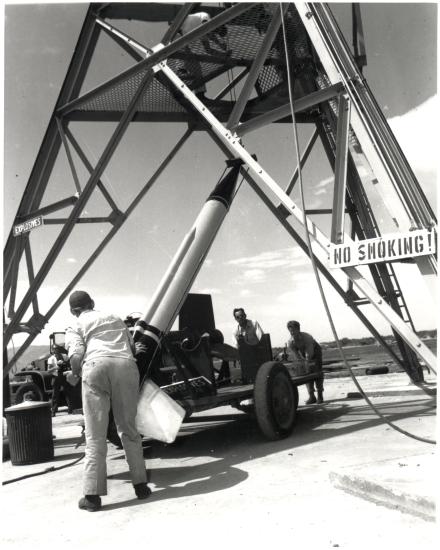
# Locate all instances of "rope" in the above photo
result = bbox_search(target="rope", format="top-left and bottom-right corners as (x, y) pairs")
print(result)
(279, 5), (435, 445)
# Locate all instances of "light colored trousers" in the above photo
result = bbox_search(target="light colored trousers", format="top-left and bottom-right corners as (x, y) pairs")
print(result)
(82, 357), (146, 495)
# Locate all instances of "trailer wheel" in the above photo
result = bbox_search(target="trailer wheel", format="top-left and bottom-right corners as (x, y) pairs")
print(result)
(15, 382), (44, 404)
(254, 362), (298, 440)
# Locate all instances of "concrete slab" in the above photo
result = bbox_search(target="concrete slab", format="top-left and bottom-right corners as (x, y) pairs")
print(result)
(1, 371), (437, 549)
(329, 453), (436, 521)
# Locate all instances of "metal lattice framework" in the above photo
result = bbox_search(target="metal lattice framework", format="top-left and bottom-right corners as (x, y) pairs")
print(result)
(3, 3), (437, 387)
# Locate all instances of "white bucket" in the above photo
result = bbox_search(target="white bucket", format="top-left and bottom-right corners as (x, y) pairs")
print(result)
(135, 380), (185, 444)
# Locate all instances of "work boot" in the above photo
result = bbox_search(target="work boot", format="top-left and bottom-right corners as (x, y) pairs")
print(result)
(305, 393), (317, 405)
(78, 495), (101, 512)
(134, 483), (152, 500)
(317, 391), (324, 404)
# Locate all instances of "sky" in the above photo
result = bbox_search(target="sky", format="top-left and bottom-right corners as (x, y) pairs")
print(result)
(2, 2), (438, 353)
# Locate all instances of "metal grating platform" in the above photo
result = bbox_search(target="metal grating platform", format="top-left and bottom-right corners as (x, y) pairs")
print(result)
(67, 3), (317, 122)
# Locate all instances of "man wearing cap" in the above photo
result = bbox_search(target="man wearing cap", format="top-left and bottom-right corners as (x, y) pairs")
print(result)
(65, 290), (149, 512)
(287, 320), (324, 404)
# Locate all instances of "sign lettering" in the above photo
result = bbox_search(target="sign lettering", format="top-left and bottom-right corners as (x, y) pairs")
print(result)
(329, 229), (436, 268)
(13, 216), (43, 237)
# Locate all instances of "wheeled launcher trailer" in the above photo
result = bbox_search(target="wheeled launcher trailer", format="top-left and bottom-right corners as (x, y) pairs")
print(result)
(174, 362), (321, 441)
(144, 326), (322, 443)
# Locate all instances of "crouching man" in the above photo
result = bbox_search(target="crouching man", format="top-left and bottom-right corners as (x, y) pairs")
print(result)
(287, 320), (324, 404)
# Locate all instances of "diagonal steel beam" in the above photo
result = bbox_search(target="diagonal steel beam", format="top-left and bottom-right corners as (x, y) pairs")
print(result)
(99, 23), (144, 62)
(56, 117), (82, 194)
(24, 240), (39, 314)
(214, 67), (250, 101)
(161, 3), (196, 44)
(206, 126), (409, 373)
(158, 60), (437, 371)
(64, 126), (120, 212)
(4, 128), (192, 375)
(4, 7), (101, 299)
(234, 83), (343, 136)
(227, 4), (285, 129)
(284, 128), (319, 197)
(4, 70), (156, 346)
(330, 93), (351, 244)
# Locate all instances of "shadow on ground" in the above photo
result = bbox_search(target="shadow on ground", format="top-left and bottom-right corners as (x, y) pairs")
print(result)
(102, 396), (435, 509)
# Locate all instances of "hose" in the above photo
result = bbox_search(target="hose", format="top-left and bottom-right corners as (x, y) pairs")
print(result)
(2, 452), (85, 486)
(280, 5), (435, 445)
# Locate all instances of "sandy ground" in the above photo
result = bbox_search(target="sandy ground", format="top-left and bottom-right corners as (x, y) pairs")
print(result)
(1, 371), (438, 550)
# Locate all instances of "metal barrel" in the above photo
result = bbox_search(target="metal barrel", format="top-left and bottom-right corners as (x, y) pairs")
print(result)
(4, 401), (54, 465)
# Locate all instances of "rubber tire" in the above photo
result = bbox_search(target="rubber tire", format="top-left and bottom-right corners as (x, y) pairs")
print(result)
(254, 361), (298, 440)
(14, 382), (44, 404)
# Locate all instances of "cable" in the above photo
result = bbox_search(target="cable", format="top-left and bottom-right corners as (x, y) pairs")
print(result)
(280, 5), (435, 445)
(2, 452), (85, 486)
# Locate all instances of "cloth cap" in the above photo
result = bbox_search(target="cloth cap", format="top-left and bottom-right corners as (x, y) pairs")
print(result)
(69, 290), (93, 309)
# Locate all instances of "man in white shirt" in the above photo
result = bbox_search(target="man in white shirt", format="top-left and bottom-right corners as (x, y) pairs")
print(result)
(47, 345), (71, 416)
(65, 290), (149, 512)
(233, 308), (264, 346)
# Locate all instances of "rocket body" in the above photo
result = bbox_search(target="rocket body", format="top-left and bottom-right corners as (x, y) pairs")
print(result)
(134, 162), (242, 362)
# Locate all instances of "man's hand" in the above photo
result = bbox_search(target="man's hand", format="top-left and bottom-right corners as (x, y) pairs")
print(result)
(65, 371), (80, 387)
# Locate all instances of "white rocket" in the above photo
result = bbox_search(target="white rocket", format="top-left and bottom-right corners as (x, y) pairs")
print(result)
(133, 159), (243, 368)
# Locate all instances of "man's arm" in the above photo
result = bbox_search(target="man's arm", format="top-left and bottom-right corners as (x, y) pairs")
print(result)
(69, 354), (83, 377)
(303, 333), (316, 360)
(254, 321), (264, 341)
(233, 326), (241, 348)
(126, 328), (136, 356)
(47, 355), (58, 374)
(287, 339), (302, 361)
(65, 326), (85, 378)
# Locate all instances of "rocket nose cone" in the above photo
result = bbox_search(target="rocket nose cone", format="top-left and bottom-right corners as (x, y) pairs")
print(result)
(207, 160), (244, 208)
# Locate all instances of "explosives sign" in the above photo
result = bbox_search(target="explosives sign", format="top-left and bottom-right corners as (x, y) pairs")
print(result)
(13, 216), (43, 237)
(329, 229), (436, 268)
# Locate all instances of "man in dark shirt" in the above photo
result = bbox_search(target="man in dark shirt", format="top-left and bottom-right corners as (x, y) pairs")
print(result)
(287, 320), (324, 404)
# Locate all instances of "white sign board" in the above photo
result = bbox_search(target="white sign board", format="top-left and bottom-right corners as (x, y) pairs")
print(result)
(13, 216), (43, 237)
(329, 229), (436, 268)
